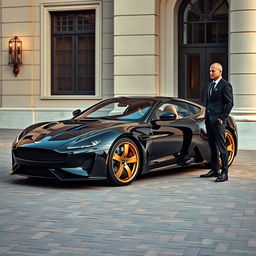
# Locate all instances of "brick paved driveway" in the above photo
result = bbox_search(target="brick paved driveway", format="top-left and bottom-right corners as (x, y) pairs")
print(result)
(0, 129), (256, 256)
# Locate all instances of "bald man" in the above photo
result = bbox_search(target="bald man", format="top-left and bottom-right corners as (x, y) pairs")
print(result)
(200, 63), (234, 182)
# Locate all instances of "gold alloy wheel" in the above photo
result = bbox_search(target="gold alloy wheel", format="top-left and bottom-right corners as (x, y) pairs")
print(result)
(226, 130), (236, 166)
(110, 140), (140, 184)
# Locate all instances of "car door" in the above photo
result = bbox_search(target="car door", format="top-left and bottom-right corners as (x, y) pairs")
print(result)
(148, 101), (197, 168)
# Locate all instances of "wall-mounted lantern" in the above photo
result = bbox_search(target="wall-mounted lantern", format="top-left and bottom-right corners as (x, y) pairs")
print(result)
(8, 36), (22, 76)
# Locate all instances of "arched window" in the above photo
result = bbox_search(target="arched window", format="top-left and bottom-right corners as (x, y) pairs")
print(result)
(182, 0), (228, 45)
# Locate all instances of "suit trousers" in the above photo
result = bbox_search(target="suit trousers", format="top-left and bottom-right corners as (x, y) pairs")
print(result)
(206, 121), (228, 173)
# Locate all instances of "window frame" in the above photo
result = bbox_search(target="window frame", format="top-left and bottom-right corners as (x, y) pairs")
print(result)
(180, 0), (228, 46)
(41, 1), (102, 99)
(51, 10), (96, 95)
(152, 100), (201, 120)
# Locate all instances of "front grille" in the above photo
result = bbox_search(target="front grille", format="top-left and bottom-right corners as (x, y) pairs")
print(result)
(14, 147), (67, 162)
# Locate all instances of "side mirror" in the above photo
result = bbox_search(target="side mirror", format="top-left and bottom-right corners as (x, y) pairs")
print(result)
(159, 112), (177, 121)
(72, 109), (81, 117)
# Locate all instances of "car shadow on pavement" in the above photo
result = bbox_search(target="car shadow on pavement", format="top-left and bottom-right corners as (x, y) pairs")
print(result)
(139, 165), (203, 180)
(5, 164), (207, 189)
(7, 176), (109, 189)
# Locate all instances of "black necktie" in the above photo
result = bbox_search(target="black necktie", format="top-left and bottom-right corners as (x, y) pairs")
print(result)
(209, 82), (216, 99)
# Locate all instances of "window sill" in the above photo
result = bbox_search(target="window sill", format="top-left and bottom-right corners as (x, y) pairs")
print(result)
(40, 95), (102, 100)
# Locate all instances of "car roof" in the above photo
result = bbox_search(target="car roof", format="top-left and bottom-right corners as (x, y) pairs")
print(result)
(113, 96), (176, 102)
(111, 96), (203, 108)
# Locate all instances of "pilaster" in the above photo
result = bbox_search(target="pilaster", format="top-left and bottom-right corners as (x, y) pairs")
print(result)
(230, 0), (256, 149)
(114, 0), (160, 96)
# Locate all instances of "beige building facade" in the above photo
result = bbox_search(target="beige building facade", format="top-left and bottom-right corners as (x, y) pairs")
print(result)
(0, 0), (256, 149)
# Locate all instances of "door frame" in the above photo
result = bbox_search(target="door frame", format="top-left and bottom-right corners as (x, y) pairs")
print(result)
(179, 46), (228, 105)
(178, 0), (229, 105)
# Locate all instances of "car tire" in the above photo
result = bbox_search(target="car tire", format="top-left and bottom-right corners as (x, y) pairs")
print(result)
(226, 129), (236, 167)
(107, 137), (140, 186)
(204, 129), (236, 168)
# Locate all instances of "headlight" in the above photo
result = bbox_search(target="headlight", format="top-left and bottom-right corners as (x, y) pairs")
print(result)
(67, 140), (102, 149)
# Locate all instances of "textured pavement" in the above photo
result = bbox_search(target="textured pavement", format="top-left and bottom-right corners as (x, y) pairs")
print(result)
(0, 129), (256, 256)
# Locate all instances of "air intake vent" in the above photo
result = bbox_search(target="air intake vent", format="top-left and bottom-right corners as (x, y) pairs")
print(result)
(14, 147), (67, 162)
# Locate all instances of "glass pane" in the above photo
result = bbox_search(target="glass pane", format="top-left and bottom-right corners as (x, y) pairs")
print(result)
(59, 78), (72, 91)
(61, 17), (68, 32)
(51, 10), (96, 95)
(54, 50), (62, 64)
(65, 36), (72, 48)
(187, 55), (200, 99)
(54, 64), (72, 92)
(78, 64), (86, 76)
(207, 0), (222, 14)
(182, 0), (228, 45)
(77, 11), (95, 32)
(193, 23), (205, 43)
(53, 15), (74, 32)
(78, 35), (95, 50)
(78, 62), (95, 75)
(77, 77), (95, 94)
(211, 1), (228, 21)
(218, 22), (228, 43)
(53, 37), (73, 93)
(55, 37), (62, 49)
(54, 37), (72, 66)
(184, 0), (204, 22)
(78, 50), (94, 65)
(206, 23), (217, 43)
(53, 18), (61, 32)
(55, 37), (72, 51)
(54, 77), (73, 92)
(77, 35), (95, 94)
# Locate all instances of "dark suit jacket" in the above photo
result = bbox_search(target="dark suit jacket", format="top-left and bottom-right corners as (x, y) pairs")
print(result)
(205, 78), (234, 124)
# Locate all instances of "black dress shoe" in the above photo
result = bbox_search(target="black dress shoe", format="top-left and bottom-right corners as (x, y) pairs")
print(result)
(200, 170), (220, 178)
(215, 173), (228, 182)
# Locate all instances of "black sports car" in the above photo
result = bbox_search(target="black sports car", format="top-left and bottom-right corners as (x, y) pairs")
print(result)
(10, 97), (237, 185)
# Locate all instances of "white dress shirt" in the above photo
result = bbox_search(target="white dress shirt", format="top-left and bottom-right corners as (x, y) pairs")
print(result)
(213, 77), (222, 88)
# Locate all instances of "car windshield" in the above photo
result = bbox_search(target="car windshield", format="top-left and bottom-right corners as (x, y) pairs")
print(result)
(74, 98), (156, 122)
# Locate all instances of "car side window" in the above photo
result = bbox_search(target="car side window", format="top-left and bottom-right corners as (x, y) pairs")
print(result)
(171, 101), (200, 117)
(187, 103), (201, 115)
(152, 101), (201, 120)
(170, 101), (189, 117)
(152, 102), (181, 119)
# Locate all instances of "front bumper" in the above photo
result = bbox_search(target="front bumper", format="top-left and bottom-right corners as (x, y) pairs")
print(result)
(10, 147), (108, 181)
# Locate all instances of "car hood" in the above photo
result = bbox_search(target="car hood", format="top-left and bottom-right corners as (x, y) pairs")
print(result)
(15, 119), (133, 149)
